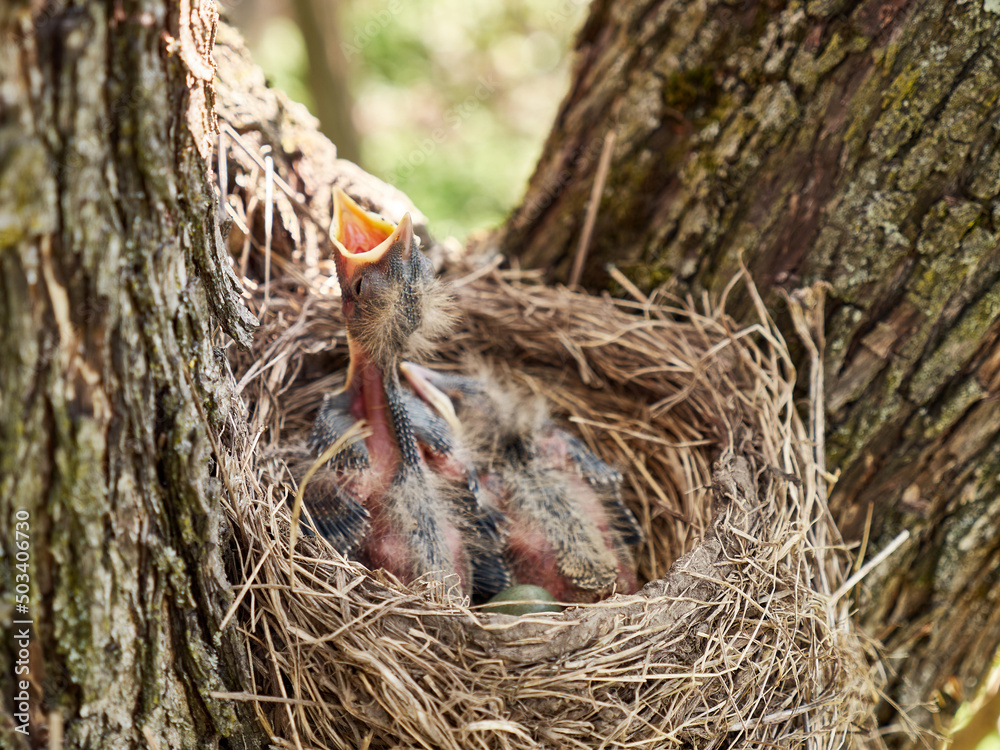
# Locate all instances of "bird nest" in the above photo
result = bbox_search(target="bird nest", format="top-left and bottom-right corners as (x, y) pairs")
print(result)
(224, 244), (879, 749)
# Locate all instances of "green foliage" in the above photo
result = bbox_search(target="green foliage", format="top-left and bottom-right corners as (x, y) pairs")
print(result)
(346, 0), (585, 238)
(252, 0), (586, 239)
(253, 16), (314, 115)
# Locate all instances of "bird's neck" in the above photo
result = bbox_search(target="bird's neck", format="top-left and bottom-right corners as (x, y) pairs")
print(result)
(347, 346), (422, 486)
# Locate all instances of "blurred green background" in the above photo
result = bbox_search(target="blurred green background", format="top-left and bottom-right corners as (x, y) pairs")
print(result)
(229, 4), (1000, 746)
(233, 0), (586, 241)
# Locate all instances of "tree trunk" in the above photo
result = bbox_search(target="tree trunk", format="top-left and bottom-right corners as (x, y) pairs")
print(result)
(1, 2), (260, 748)
(502, 1), (1000, 745)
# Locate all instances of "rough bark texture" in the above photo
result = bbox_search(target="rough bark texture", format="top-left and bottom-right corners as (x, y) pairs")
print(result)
(502, 1), (1000, 745)
(0, 2), (260, 748)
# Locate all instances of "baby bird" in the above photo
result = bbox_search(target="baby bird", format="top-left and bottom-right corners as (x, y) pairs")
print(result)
(401, 363), (642, 603)
(306, 189), (508, 601)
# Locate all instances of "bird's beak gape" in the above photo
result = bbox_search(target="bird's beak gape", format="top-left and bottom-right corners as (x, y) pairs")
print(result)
(331, 187), (414, 294)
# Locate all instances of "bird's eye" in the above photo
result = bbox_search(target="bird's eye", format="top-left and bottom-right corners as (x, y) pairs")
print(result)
(352, 276), (365, 298)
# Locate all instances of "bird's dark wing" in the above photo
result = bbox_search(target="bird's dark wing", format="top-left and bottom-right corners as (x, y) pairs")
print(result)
(402, 387), (512, 602)
(309, 392), (370, 470)
(298, 474), (371, 556)
(461, 472), (511, 602)
(401, 389), (455, 455)
(303, 392), (373, 553)
(557, 430), (643, 547)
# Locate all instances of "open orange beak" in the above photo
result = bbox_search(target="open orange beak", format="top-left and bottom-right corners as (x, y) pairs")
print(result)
(331, 188), (414, 291)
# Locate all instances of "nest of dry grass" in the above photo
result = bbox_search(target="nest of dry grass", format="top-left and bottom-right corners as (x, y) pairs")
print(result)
(220, 236), (879, 748)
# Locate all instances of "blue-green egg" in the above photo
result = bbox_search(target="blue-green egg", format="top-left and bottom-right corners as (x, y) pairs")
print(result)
(483, 584), (563, 615)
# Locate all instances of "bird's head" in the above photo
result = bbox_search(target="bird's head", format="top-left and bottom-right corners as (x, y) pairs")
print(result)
(331, 188), (452, 373)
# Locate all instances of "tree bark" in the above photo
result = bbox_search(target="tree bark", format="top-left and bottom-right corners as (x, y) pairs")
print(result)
(502, 1), (1000, 745)
(0, 2), (260, 748)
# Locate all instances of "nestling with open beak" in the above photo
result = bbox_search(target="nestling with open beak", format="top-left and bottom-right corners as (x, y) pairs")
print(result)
(305, 189), (641, 604)
(305, 189), (509, 601)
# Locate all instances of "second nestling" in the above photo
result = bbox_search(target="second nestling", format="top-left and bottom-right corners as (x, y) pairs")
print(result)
(303, 189), (642, 605)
